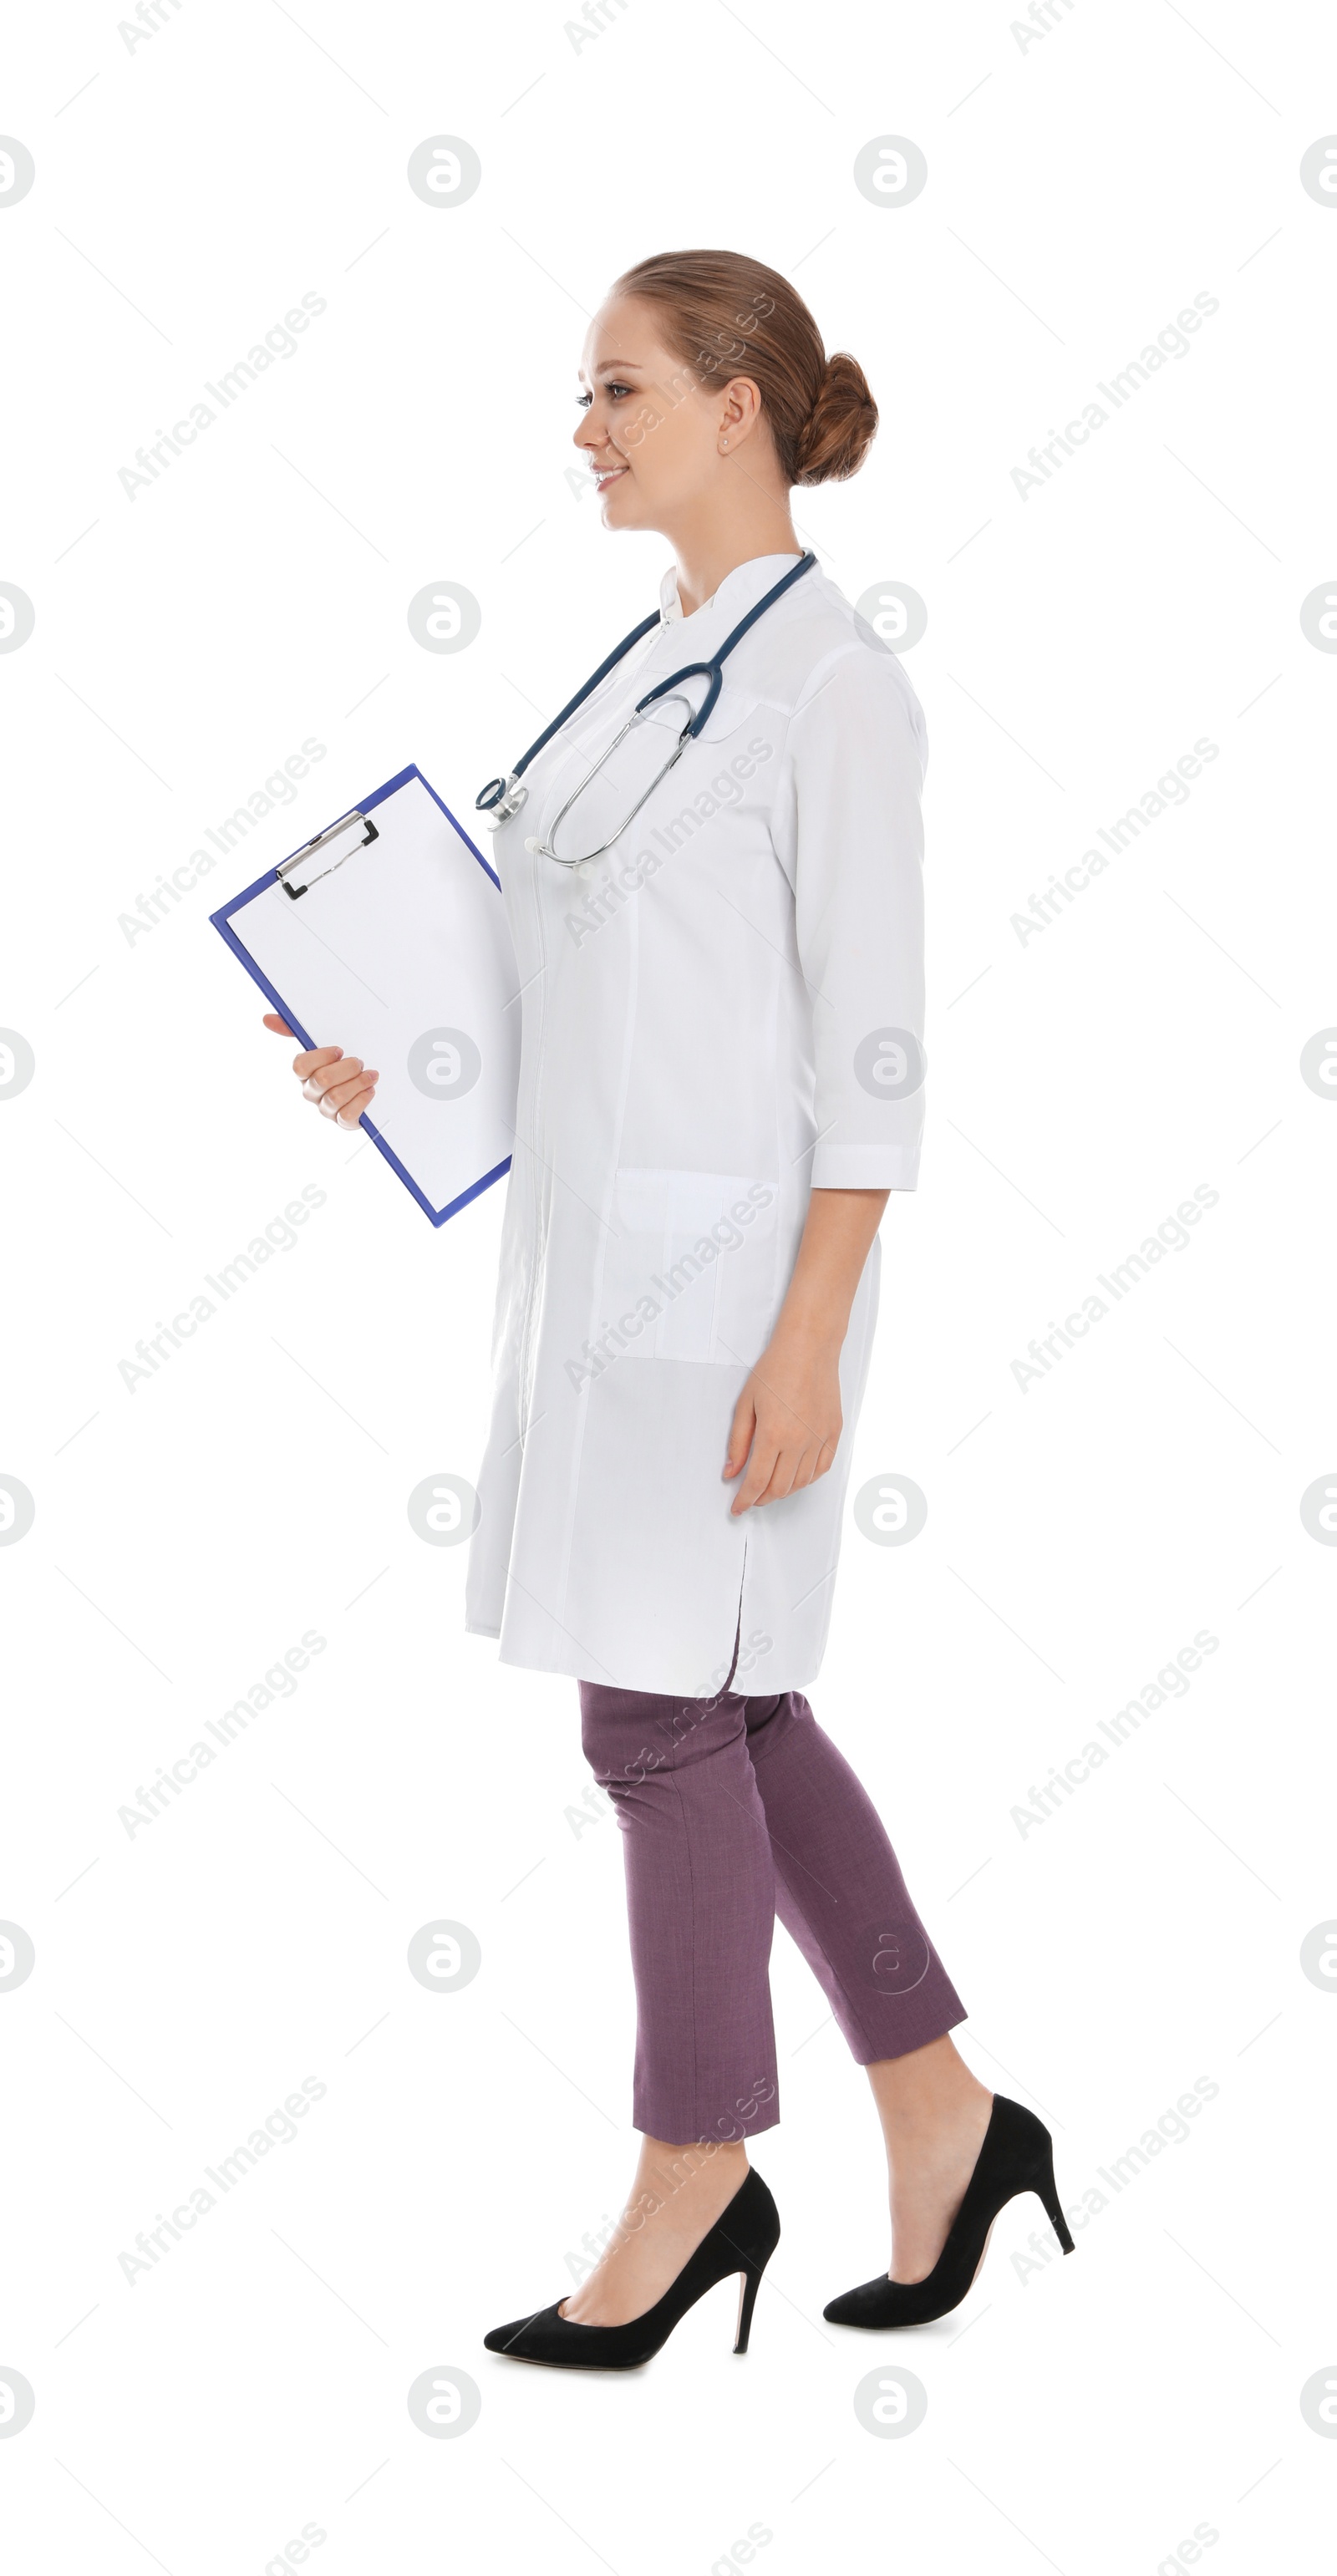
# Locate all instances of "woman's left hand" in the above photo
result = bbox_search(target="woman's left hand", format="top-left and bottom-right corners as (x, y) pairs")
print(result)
(723, 1326), (843, 1514)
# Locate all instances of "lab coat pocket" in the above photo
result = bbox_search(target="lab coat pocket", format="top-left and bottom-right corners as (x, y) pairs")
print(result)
(689, 690), (780, 816)
(691, 681), (759, 744)
(604, 1167), (782, 1367)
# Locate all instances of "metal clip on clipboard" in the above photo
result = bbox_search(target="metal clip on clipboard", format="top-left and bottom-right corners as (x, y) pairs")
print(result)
(277, 807), (379, 901)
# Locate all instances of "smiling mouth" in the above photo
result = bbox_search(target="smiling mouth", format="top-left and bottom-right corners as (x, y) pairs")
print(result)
(592, 464), (628, 490)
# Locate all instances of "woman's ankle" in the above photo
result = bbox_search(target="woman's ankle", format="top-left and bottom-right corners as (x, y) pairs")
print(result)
(628, 2136), (749, 2228)
(866, 2037), (992, 2143)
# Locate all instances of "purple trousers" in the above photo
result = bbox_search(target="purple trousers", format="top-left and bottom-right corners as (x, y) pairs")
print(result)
(577, 1672), (967, 2144)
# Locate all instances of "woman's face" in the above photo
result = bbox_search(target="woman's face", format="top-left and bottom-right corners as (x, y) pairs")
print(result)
(574, 294), (759, 530)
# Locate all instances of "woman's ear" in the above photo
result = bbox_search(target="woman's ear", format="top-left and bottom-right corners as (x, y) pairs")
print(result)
(718, 375), (764, 450)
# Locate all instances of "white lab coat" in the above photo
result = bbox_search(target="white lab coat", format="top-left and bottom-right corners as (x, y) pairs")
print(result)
(465, 552), (927, 1696)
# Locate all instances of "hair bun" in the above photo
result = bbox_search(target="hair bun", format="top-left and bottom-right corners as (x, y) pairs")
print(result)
(794, 350), (878, 486)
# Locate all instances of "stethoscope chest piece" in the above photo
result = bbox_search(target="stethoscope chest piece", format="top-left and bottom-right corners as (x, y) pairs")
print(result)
(476, 772), (528, 827)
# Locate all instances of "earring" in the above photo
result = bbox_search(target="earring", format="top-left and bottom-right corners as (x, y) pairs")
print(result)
(722, 437), (729, 449)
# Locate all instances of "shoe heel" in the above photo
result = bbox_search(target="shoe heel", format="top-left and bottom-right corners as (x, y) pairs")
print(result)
(733, 2260), (767, 2355)
(1034, 2149), (1075, 2255)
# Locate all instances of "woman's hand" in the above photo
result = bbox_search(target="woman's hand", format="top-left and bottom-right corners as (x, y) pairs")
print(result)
(722, 1186), (891, 1514)
(262, 1013), (379, 1130)
(723, 1324), (843, 1514)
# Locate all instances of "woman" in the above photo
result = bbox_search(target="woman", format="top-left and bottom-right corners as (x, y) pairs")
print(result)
(267, 250), (1072, 2368)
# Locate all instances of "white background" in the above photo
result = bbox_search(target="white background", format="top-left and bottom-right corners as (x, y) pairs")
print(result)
(2, 3), (1335, 2569)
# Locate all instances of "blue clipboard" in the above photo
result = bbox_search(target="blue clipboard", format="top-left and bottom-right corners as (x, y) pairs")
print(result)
(211, 763), (519, 1226)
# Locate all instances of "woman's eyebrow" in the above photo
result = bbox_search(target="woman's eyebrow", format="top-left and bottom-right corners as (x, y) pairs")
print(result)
(577, 358), (640, 379)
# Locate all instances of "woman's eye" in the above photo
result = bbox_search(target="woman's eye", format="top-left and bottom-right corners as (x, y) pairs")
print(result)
(577, 382), (633, 408)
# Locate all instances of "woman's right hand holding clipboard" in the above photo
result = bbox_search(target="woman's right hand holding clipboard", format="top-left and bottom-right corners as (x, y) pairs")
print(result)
(262, 1014), (379, 1130)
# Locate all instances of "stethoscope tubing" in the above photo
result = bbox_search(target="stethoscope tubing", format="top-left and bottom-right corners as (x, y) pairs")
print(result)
(533, 692), (696, 868)
(475, 550), (817, 864)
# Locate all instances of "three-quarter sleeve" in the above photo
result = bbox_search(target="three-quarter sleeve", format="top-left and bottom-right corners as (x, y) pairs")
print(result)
(772, 642), (928, 1190)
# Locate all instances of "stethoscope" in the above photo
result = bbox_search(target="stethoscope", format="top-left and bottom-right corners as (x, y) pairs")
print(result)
(475, 550), (817, 869)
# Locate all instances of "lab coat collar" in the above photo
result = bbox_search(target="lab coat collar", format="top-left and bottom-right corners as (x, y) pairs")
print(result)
(658, 550), (810, 627)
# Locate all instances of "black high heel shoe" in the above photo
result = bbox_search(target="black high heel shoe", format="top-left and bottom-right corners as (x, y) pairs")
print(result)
(824, 2095), (1074, 2330)
(483, 2167), (780, 2370)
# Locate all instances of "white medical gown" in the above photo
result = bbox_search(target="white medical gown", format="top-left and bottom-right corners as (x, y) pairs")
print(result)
(464, 552), (927, 1696)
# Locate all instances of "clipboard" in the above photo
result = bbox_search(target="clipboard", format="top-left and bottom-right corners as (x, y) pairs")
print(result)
(211, 764), (519, 1227)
